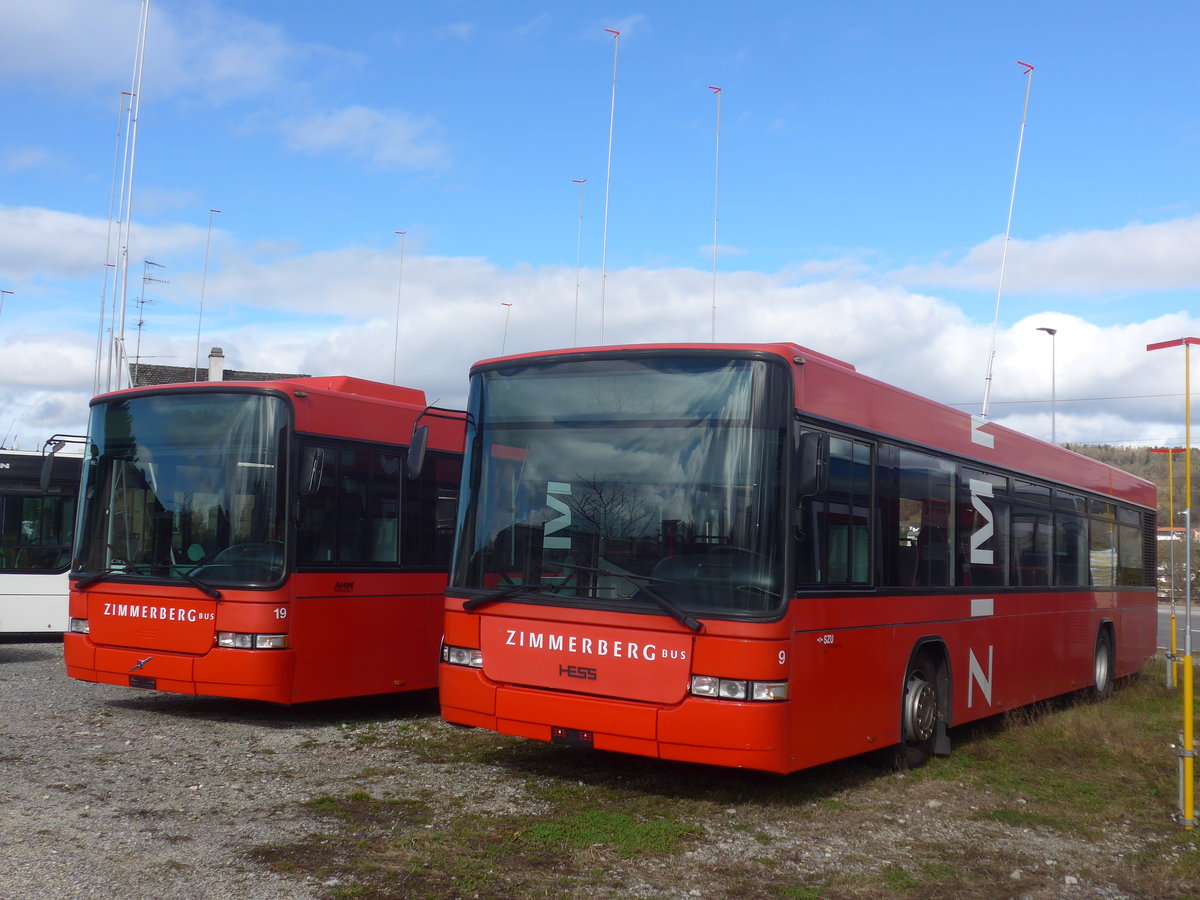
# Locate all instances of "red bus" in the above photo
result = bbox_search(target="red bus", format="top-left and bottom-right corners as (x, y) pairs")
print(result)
(437, 343), (1157, 773)
(64, 376), (464, 703)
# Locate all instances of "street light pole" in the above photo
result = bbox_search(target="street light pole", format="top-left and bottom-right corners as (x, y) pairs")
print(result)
(1036, 326), (1057, 442)
(1147, 336), (1198, 831)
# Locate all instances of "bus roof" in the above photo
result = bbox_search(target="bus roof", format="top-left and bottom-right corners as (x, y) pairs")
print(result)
(89, 376), (464, 453)
(470, 341), (1156, 508)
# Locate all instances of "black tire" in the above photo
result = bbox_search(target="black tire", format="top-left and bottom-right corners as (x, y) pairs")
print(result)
(869, 651), (940, 770)
(1091, 629), (1114, 701)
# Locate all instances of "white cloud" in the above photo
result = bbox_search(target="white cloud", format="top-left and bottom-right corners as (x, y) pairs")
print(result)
(279, 106), (448, 171)
(2, 147), (54, 173)
(439, 22), (475, 41)
(0, 205), (211, 282)
(895, 217), (1200, 293)
(0, 0), (317, 103)
(5, 202), (1200, 452)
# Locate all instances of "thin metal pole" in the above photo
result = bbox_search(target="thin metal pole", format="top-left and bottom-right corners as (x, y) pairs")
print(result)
(1170, 450), (1179, 688)
(113, 0), (152, 391)
(1036, 326), (1057, 441)
(501, 302), (513, 355)
(194, 208), (220, 380)
(599, 28), (619, 346)
(981, 61), (1034, 418)
(96, 93), (127, 396)
(572, 179), (586, 346)
(391, 231), (407, 384)
(1154, 447), (1183, 687)
(709, 86), (721, 343)
(0, 290), (11, 324)
(107, 92), (135, 392)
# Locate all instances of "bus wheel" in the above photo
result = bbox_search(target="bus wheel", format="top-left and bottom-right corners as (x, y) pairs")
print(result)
(1091, 629), (1114, 701)
(868, 652), (941, 770)
(899, 653), (939, 768)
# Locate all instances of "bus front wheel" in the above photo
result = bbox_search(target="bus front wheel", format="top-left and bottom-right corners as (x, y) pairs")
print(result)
(899, 653), (939, 768)
(869, 651), (943, 770)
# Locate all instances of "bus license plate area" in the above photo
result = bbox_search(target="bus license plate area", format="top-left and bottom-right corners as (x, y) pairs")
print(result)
(129, 675), (156, 690)
(551, 726), (593, 748)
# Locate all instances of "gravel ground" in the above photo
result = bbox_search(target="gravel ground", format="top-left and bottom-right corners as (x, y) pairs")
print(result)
(0, 638), (428, 900)
(2, 637), (1194, 900)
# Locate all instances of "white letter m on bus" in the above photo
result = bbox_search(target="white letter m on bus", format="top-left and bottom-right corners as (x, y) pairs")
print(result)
(969, 478), (994, 565)
(544, 482), (572, 550)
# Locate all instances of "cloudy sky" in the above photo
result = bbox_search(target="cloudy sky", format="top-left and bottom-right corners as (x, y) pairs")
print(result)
(1, 0), (1198, 451)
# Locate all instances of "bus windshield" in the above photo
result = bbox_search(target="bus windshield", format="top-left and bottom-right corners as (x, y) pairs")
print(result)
(454, 355), (788, 617)
(75, 392), (288, 587)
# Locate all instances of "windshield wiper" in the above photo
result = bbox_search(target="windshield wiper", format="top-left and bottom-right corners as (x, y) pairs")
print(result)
(73, 564), (222, 599)
(162, 565), (223, 599)
(462, 582), (548, 612)
(555, 563), (703, 633)
(73, 568), (121, 590)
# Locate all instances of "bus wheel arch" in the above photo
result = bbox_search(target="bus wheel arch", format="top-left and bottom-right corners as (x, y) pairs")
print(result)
(1091, 622), (1115, 702)
(871, 640), (951, 770)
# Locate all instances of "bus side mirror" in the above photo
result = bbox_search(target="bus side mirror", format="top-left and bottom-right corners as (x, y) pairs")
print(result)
(796, 431), (824, 500)
(406, 424), (429, 480)
(299, 447), (325, 496)
(38, 440), (66, 494)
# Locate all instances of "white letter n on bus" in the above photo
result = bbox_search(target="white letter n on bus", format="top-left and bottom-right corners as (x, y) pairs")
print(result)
(968, 646), (994, 708)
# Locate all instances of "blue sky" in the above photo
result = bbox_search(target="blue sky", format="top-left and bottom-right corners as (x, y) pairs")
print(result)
(1, 0), (1199, 450)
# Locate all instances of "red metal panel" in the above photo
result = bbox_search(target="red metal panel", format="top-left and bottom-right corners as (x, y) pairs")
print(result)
(480, 616), (692, 704)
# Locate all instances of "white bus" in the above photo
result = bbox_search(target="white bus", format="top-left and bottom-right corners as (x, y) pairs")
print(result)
(0, 440), (83, 635)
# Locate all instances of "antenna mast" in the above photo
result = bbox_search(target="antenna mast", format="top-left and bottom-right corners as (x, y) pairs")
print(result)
(981, 60), (1035, 419)
(572, 179), (586, 346)
(194, 209), (221, 380)
(709, 85), (722, 343)
(599, 28), (620, 345)
(109, 0), (152, 392)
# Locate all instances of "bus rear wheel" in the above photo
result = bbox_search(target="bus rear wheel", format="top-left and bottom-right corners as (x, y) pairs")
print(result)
(1091, 629), (1114, 701)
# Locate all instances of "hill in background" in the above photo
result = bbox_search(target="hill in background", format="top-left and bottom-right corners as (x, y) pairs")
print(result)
(1067, 444), (1192, 525)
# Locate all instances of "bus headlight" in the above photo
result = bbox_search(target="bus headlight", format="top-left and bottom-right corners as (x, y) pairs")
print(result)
(216, 632), (289, 650)
(68, 617), (89, 634)
(441, 644), (483, 668)
(690, 675), (788, 702)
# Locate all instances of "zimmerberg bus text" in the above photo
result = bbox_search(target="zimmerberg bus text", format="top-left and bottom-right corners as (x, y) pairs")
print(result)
(103, 603), (214, 623)
(504, 629), (687, 661)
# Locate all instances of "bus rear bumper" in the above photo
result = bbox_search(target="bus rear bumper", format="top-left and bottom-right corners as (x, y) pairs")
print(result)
(439, 663), (793, 773)
(63, 633), (295, 703)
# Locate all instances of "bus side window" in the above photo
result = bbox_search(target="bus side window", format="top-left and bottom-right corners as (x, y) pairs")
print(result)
(402, 452), (462, 567)
(795, 432), (871, 587)
(297, 444), (335, 563)
(887, 448), (953, 588)
(956, 468), (1009, 587)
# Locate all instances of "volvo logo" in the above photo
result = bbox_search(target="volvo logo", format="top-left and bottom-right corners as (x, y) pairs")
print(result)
(130, 656), (153, 672)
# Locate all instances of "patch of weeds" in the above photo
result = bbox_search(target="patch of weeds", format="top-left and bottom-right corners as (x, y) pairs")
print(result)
(881, 864), (922, 893)
(984, 806), (1083, 833)
(519, 808), (697, 858)
(306, 790), (432, 830)
(918, 860), (955, 881)
(771, 887), (824, 900)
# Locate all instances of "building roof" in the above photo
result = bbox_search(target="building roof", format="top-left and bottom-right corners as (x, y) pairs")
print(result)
(129, 364), (309, 386)
(129, 347), (308, 387)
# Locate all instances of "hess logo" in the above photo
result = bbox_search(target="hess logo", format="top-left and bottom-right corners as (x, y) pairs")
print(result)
(559, 664), (597, 681)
